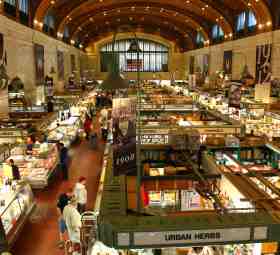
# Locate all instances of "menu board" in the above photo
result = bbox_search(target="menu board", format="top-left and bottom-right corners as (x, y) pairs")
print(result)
(181, 190), (201, 211)
(141, 134), (169, 145)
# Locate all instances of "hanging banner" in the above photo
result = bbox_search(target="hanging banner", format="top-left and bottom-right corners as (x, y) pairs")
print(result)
(0, 33), (3, 61)
(34, 44), (45, 85)
(0, 33), (9, 119)
(228, 82), (242, 108)
(57, 50), (64, 81)
(70, 54), (76, 73)
(256, 44), (272, 84)
(189, 56), (195, 75)
(203, 54), (210, 76)
(223, 50), (232, 75)
(113, 97), (137, 176)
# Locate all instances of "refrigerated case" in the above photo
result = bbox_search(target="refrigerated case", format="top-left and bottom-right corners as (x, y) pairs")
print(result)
(0, 183), (35, 249)
(4, 143), (59, 189)
(47, 116), (82, 147)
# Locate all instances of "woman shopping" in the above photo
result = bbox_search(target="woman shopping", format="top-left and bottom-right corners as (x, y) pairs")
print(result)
(83, 114), (92, 140)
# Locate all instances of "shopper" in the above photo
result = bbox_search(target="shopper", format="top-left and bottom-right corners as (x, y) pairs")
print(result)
(56, 187), (73, 248)
(100, 107), (108, 141)
(47, 99), (54, 113)
(26, 136), (34, 155)
(9, 159), (21, 180)
(74, 177), (87, 214)
(63, 197), (81, 250)
(58, 143), (70, 180)
(83, 114), (92, 140)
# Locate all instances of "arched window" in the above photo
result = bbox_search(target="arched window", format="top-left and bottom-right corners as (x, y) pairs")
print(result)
(236, 12), (246, 31)
(212, 24), (224, 42)
(63, 26), (70, 42)
(19, 0), (29, 25)
(196, 32), (204, 47)
(19, 0), (28, 14)
(4, 0), (16, 17)
(4, 0), (29, 24)
(43, 12), (56, 36)
(248, 11), (257, 29)
(236, 10), (257, 36)
(100, 39), (169, 72)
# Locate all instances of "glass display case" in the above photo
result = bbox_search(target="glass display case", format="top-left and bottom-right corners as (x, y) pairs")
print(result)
(47, 116), (82, 147)
(5, 143), (59, 189)
(0, 129), (26, 144)
(0, 183), (35, 247)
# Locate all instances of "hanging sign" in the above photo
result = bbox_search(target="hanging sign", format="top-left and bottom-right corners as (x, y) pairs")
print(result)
(113, 97), (137, 176)
(57, 50), (64, 81)
(189, 56), (195, 75)
(0, 33), (9, 119)
(203, 54), (210, 76)
(223, 50), (233, 75)
(256, 44), (272, 84)
(130, 227), (268, 246)
(34, 44), (45, 86)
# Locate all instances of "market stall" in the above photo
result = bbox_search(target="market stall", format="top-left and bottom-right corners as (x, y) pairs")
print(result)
(0, 182), (35, 249)
(1, 143), (59, 189)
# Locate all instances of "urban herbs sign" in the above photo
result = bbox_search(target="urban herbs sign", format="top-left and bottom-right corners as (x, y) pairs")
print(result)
(129, 227), (267, 246)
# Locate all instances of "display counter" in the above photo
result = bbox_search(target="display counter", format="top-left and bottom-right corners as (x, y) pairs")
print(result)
(47, 116), (82, 147)
(9, 105), (47, 119)
(2, 143), (59, 189)
(0, 128), (27, 144)
(0, 182), (35, 248)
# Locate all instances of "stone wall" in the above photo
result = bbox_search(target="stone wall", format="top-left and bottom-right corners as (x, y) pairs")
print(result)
(0, 15), (85, 102)
(185, 31), (280, 80)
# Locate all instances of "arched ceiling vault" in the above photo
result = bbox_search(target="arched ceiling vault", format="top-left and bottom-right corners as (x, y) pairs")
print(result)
(33, 0), (273, 50)
(69, 7), (210, 43)
(74, 15), (198, 51)
(80, 25), (196, 52)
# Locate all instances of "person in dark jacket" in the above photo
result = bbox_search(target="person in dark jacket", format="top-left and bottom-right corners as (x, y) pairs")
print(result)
(9, 159), (21, 180)
(56, 187), (73, 248)
(58, 143), (70, 180)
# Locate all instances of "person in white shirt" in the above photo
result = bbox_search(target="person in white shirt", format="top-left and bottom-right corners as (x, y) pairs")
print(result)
(63, 197), (81, 246)
(74, 177), (87, 213)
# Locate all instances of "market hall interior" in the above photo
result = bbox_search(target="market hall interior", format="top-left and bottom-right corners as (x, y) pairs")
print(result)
(0, 0), (279, 255)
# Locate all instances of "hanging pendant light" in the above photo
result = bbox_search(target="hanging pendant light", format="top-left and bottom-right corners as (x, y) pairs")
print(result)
(101, 36), (130, 91)
(127, 39), (142, 53)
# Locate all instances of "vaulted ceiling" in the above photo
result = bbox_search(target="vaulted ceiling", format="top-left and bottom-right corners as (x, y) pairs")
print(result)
(31, 0), (275, 51)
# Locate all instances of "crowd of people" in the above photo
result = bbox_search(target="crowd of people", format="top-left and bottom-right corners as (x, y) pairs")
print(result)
(6, 93), (113, 253)
(54, 93), (112, 252)
(56, 176), (88, 251)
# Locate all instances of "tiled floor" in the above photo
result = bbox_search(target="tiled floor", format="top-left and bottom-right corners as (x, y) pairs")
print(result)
(12, 137), (104, 255)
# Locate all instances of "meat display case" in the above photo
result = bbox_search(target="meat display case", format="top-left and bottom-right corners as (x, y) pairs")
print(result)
(7, 143), (59, 189)
(0, 183), (35, 251)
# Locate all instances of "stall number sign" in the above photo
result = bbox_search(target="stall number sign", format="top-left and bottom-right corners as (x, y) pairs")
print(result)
(140, 135), (169, 145)
(129, 227), (266, 246)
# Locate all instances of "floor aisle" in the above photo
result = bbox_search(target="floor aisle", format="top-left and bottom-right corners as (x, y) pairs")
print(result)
(12, 138), (104, 255)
